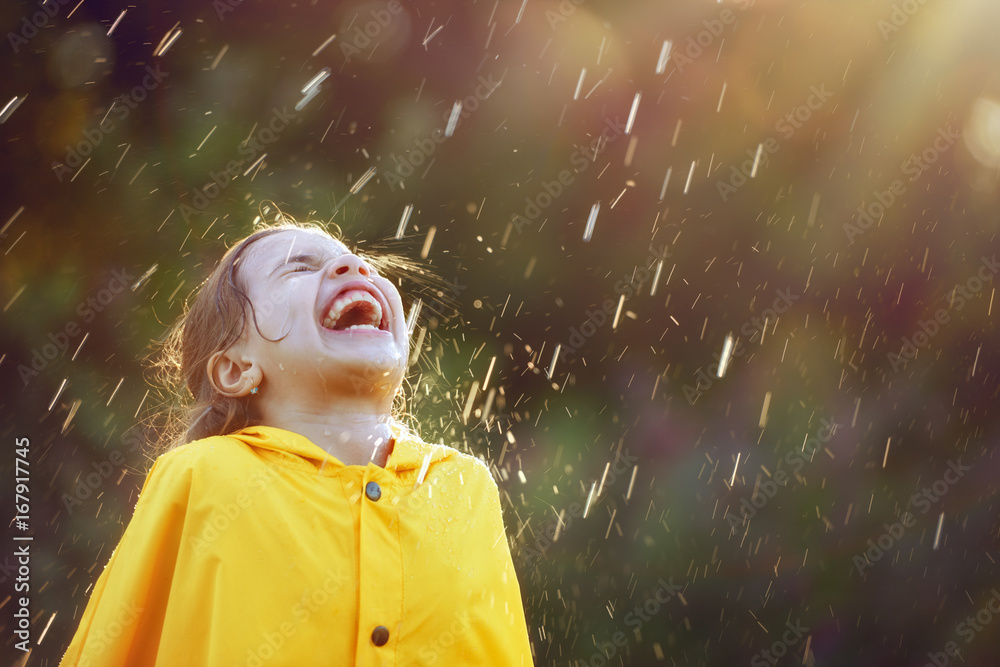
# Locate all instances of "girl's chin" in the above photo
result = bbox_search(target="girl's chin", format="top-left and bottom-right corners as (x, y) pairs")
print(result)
(271, 360), (404, 398)
(311, 350), (406, 375)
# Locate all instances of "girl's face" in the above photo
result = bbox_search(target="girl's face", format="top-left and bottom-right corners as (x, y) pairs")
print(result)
(224, 228), (409, 403)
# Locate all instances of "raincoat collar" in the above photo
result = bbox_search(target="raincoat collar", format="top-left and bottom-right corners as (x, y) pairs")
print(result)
(227, 423), (450, 472)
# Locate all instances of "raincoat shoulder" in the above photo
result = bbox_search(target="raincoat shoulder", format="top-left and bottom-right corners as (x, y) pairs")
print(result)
(57, 434), (246, 666)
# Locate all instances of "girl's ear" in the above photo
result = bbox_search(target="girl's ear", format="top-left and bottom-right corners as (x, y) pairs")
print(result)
(207, 349), (261, 397)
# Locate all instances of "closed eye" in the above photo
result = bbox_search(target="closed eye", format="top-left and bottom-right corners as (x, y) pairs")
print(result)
(288, 263), (318, 274)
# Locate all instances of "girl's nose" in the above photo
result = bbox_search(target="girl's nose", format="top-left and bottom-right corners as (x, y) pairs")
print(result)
(326, 253), (371, 278)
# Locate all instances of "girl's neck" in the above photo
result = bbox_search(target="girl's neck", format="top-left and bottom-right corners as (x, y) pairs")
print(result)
(262, 404), (396, 467)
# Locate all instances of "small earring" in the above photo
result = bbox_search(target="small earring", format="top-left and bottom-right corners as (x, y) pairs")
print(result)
(250, 385), (259, 395)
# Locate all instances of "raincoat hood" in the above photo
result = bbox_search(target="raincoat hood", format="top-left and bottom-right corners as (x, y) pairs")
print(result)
(230, 422), (452, 473)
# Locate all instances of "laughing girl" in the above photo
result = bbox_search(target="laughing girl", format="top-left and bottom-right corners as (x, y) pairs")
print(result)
(60, 218), (532, 666)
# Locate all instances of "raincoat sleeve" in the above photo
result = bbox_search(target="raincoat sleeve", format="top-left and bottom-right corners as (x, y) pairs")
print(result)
(473, 458), (534, 663)
(59, 449), (193, 666)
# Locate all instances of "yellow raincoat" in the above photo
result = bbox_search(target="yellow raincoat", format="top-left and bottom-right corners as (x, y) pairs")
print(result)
(60, 424), (532, 666)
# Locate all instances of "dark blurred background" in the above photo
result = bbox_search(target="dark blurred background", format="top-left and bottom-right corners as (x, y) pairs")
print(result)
(3, 0), (1000, 665)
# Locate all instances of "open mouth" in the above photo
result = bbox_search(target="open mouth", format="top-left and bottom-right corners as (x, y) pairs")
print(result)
(320, 288), (390, 333)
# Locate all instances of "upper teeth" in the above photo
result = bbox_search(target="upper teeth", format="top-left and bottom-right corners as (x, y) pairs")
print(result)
(322, 289), (383, 330)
